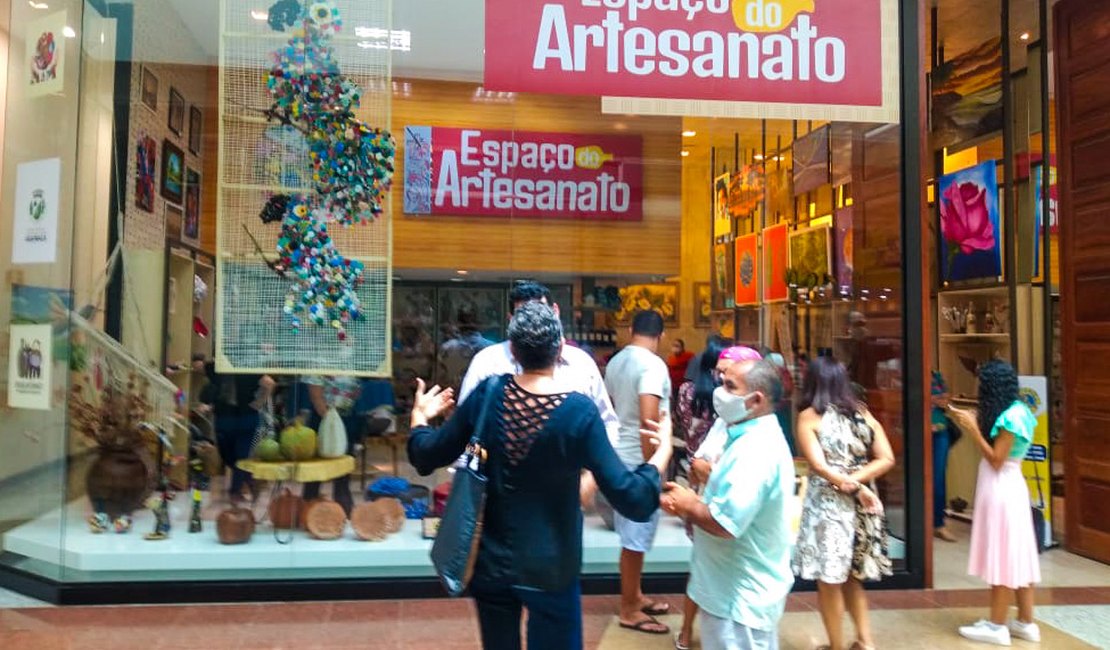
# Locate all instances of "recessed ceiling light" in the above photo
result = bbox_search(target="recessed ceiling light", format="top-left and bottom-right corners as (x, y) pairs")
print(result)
(682, 130), (697, 137)
(680, 150), (690, 157)
(456, 269), (469, 276)
(1020, 32), (1030, 41)
(28, 1), (49, 9)
(754, 154), (765, 161)
(62, 26), (76, 38)
(251, 9), (269, 21)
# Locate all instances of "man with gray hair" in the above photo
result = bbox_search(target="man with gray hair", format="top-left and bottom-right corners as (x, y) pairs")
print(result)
(662, 359), (795, 650)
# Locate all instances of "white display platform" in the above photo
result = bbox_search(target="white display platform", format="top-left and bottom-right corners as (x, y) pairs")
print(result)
(3, 499), (902, 575)
(2, 499), (692, 574)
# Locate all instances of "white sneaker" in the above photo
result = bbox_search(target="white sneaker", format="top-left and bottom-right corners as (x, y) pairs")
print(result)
(959, 620), (1012, 646)
(1009, 620), (1042, 643)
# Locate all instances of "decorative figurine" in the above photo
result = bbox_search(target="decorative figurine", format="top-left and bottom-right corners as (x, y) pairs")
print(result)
(965, 303), (978, 334)
(144, 492), (171, 541)
(188, 488), (203, 533)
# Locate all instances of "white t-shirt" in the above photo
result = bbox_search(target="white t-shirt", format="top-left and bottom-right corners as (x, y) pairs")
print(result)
(605, 345), (671, 466)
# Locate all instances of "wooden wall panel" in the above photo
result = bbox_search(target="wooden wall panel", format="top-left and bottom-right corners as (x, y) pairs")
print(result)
(390, 80), (683, 277)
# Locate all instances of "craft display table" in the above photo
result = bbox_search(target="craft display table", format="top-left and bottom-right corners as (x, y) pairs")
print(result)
(237, 456), (356, 483)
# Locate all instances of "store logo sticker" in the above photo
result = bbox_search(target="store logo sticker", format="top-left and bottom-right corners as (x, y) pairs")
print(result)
(574, 146), (614, 170)
(29, 189), (45, 221)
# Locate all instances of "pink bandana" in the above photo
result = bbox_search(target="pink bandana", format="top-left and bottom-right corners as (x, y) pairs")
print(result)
(718, 346), (763, 363)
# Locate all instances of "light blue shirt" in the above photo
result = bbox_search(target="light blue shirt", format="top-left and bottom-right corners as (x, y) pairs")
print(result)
(688, 414), (796, 632)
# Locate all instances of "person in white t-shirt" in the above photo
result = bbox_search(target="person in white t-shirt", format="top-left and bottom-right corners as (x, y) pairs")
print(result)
(604, 309), (673, 636)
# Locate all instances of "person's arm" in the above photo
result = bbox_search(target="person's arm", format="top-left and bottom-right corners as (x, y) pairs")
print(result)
(638, 394), (662, 460)
(948, 408), (1014, 471)
(308, 383), (329, 419)
(582, 406), (668, 523)
(636, 360), (668, 459)
(661, 483), (734, 538)
(845, 410), (896, 485)
(248, 375), (276, 411)
(406, 379), (466, 476)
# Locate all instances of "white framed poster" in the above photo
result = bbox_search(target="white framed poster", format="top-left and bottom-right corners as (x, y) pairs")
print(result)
(27, 11), (67, 98)
(12, 158), (61, 264)
(8, 324), (53, 410)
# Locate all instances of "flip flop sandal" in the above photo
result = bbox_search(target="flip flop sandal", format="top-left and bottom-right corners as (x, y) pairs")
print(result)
(619, 617), (670, 635)
(674, 633), (692, 650)
(642, 601), (672, 616)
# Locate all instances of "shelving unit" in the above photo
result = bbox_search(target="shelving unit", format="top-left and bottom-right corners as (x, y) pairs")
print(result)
(163, 247), (218, 407)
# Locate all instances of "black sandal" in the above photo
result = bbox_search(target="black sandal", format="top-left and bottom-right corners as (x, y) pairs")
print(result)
(619, 617), (670, 635)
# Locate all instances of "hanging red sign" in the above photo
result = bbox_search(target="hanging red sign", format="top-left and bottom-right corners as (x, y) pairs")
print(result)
(402, 125), (644, 221)
(484, 0), (899, 123)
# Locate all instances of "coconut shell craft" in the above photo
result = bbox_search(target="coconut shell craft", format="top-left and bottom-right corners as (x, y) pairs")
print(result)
(378, 497), (406, 534)
(216, 506), (256, 545)
(304, 498), (347, 540)
(350, 501), (389, 541)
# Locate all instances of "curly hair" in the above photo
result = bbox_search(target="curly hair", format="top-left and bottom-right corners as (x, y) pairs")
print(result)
(977, 359), (1019, 437)
(507, 302), (563, 371)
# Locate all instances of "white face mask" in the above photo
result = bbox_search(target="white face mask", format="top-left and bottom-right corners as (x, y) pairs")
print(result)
(713, 386), (754, 425)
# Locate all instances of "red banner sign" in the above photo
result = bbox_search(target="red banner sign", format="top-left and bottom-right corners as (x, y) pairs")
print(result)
(484, 0), (897, 121)
(402, 126), (643, 221)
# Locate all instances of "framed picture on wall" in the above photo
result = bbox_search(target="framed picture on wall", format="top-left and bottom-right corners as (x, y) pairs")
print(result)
(161, 139), (184, 204)
(793, 125), (831, 196)
(168, 87), (185, 136)
(188, 106), (203, 155)
(166, 203), (183, 241)
(763, 223), (789, 302)
(614, 284), (679, 327)
(712, 242), (735, 311)
(788, 225), (833, 286)
(713, 173), (731, 241)
(938, 160), (1002, 283)
(694, 282), (712, 328)
(140, 66), (159, 112)
(183, 167), (201, 248)
(734, 233), (760, 306)
(135, 135), (157, 213)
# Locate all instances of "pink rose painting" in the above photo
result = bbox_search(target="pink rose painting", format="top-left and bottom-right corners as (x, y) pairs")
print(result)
(938, 160), (1002, 283)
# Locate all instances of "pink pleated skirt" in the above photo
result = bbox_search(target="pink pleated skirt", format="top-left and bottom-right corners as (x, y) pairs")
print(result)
(967, 459), (1041, 589)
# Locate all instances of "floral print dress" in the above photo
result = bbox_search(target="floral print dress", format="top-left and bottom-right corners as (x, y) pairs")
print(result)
(792, 409), (892, 584)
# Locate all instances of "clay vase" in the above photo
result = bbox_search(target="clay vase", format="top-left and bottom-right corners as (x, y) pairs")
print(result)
(216, 506), (255, 544)
(86, 446), (154, 519)
(268, 488), (306, 530)
(304, 498), (347, 540)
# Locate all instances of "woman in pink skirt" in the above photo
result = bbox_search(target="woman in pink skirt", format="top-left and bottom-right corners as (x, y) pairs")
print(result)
(948, 360), (1041, 646)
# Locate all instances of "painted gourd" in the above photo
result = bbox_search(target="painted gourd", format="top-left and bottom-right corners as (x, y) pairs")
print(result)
(279, 422), (317, 461)
(255, 438), (283, 462)
(316, 408), (347, 459)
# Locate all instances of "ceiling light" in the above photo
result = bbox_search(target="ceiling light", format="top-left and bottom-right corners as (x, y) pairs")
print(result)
(1020, 32), (1030, 41)
(456, 270), (469, 276)
(28, 1), (48, 9)
(753, 154), (765, 161)
(681, 150), (690, 157)
(250, 9), (268, 21)
(682, 130), (697, 137)
(62, 26), (76, 38)
(450, 277), (465, 283)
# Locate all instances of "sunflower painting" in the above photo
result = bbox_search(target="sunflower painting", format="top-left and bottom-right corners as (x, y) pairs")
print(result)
(694, 282), (712, 328)
(615, 283), (679, 326)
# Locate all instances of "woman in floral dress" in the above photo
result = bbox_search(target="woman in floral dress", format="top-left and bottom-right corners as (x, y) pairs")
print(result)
(792, 357), (895, 650)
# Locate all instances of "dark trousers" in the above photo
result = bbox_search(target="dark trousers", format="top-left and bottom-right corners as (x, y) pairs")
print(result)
(933, 430), (951, 528)
(471, 580), (582, 650)
(302, 414), (359, 515)
(216, 412), (259, 496)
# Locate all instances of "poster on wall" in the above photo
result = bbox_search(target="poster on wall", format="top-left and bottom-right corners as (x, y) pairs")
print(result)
(161, 139), (184, 204)
(931, 38), (1003, 150)
(734, 233), (759, 306)
(1033, 162), (1058, 278)
(401, 125), (643, 221)
(834, 207), (854, 291)
(11, 283), (73, 364)
(763, 223), (789, 302)
(8, 323), (53, 410)
(615, 284), (679, 326)
(1018, 376), (1052, 549)
(728, 165), (765, 218)
(135, 135), (157, 213)
(11, 158), (61, 265)
(712, 242), (735, 311)
(484, 0), (901, 123)
(183, 168), (201, 247)
(713, 173), (731, 240)
(938, 160), (1002, 283)
(27, 11), (66, 98)
(788, 225), (832, 285)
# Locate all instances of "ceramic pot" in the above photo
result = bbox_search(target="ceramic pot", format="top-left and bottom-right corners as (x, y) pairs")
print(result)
(216, 506), (255, 544)
(268, 488), (306, 530)
(86, 446), (153, 518)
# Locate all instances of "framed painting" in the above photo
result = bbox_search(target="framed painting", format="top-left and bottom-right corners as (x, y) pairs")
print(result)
(931, 37), (1003, 150)
(938, 160), (1002, 283)
(694, 282), (712, 328)
(788, 225), (832, 286)
(615, 283), (679, 326)
(168, 86), (185, 136)
(183, 167), (201, 248)
(140, 66), (159, 113)
(763, 223), (789, 302)
(160, 139), (184, 204)
(165, 203), (184, 242)
(188, 105), (203, 155)
(713, 172), (731, 241)
(793, 125), (830, 196)
(834, 207), (854, 292)
(135, 135), (156, 212)
(712, 242), (735, 311)
(734, 233), (759, 306)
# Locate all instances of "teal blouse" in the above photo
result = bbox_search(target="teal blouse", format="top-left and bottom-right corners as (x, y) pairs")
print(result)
(990, 401), (1036, 460)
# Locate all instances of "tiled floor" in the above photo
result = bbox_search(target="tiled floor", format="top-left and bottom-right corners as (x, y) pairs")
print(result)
(1, 589), (1107, 649)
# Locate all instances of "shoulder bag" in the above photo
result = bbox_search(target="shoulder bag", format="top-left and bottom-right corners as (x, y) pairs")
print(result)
(430, 376), (501, 597)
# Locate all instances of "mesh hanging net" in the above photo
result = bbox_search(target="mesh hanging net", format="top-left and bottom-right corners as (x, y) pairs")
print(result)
(217, 0), (393, 376)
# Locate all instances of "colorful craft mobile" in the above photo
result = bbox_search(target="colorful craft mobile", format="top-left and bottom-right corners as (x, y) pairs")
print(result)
(258, 0), (396, 340)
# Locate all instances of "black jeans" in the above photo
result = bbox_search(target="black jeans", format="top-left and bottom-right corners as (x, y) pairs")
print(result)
(302, 414), (359, 515)
(470, 579), (582, 650)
